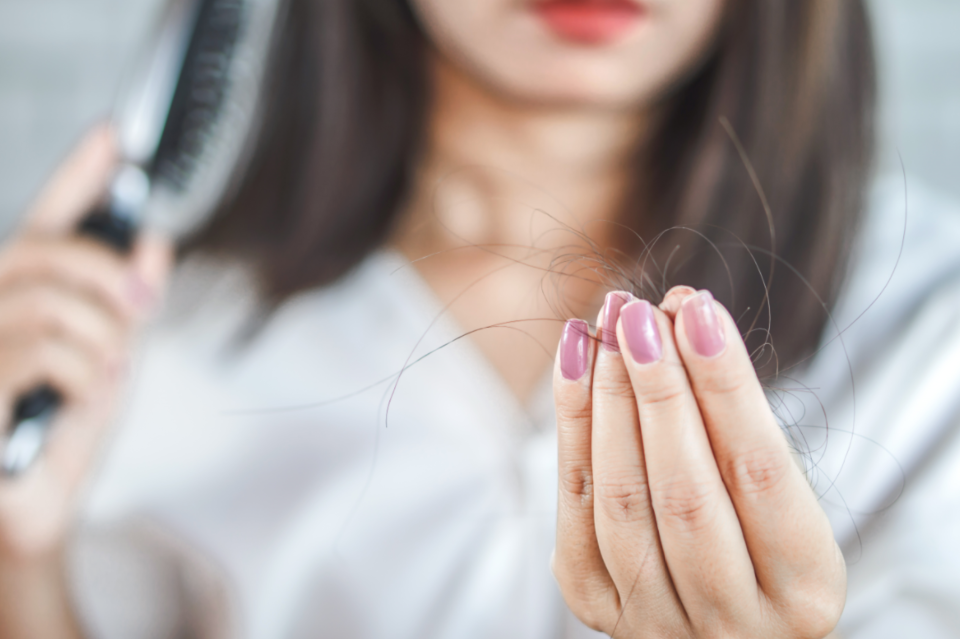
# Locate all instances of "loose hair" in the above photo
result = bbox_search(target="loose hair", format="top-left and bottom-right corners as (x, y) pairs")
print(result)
(189, 0), (876, 374)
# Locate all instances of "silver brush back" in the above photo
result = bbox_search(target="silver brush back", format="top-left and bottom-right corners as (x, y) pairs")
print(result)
(1, 0), (284, 477)
(116, 0), (283, 238)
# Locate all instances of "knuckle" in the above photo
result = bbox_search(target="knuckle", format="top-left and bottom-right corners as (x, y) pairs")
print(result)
(783, 586), (845, 639)
(651, 477), (717, 534)
(3, 238), (35, 260)
(26, 291), (66, 335)
(555, 401), (593, 425)
(0, 242), (59, 286)
(723, 447), (790, 500)
(633, 361), (689, 408)
(592, 372), (636, 402)
(0, 247), (32, 283)
(595, 474), (652, 524)
(696, 364), (754, 399)
(34, 343), (89, 396)
(638, 384), (687, 412)
(558, 466), (594, 505)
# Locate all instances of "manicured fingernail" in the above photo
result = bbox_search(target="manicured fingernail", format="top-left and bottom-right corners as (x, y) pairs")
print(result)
(681, 290), (725, 358)
(601, 291), (631, 352)
(621, 300), (662, 364)
(560, 319), (590, 381)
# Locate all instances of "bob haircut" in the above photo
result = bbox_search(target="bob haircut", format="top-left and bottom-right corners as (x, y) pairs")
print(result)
(190, 0), (876, 374)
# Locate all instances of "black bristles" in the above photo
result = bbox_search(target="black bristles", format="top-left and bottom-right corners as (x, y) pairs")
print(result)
(152, 0), (246, 191)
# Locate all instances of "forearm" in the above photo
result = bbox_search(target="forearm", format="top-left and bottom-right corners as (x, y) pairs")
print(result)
(0, 550), (85, 639)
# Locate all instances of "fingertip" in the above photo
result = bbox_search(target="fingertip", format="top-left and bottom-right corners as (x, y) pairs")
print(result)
(674, 291), (757, 387)
(69, 122), (120, 186)
(599, 291), (632, 353)
(87, 121), (119, 157)
(27, 123), (120, 235)
(678, 290), (727, 359)
(558, 319), (593, 383)
(618, 300), (663, 365)
(659, 285), (697, 319)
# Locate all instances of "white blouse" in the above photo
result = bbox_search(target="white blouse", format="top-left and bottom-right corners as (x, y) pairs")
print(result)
(69, 175), (960, 639)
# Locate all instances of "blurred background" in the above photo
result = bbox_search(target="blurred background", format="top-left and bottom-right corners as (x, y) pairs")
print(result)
(0, 0), (958, 236)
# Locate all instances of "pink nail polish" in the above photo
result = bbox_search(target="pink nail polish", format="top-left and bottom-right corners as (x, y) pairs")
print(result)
(560, 319), (590, 381)
(682, 290), (726, 358)
(621, 300), (662, 364)
(601, 291), (631, 352)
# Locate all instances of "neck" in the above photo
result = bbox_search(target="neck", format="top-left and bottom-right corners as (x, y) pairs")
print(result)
(393, 55), (647, 402)
(397, 55), (646, 256)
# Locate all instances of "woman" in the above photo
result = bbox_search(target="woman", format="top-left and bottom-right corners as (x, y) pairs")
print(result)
(2, 0), (960, 637)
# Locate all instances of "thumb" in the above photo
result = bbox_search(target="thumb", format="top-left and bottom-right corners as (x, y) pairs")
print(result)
(25, 124), (118, 236)
(128, 231), (174, 314)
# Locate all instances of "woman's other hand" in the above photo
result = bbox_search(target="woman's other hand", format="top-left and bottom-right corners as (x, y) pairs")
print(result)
(553, 287), (845, 638)
(0, 127), (172, 637)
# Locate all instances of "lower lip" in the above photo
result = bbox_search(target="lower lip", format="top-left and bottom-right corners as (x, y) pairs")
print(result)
(533, 0), (644, 45)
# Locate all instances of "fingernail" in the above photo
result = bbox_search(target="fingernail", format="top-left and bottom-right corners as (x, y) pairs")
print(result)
(560, 319), (590, 381)
(601, 291), (631, 352)
(621, 300), (662, 364)
(127, 273), (156, 312)
(681, 290), (726, 358)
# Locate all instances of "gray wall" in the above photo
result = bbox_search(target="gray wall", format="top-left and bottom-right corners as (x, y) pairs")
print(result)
(871, 0), (960, 194)
(0, 0), (165, 234)
(0, 0), (958, 235)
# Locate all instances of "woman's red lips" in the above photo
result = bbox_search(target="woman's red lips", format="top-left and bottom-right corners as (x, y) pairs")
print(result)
(533, 0), (645, 45)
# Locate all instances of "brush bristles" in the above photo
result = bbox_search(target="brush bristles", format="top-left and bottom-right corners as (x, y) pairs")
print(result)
(152, 0), (246, 192)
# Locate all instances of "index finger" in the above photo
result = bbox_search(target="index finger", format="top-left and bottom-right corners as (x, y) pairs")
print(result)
(25, 125), (117, 236)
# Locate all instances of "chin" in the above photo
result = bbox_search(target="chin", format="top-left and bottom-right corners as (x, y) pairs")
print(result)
(462, 52), (680, 110)
(412, 0), (726, 111)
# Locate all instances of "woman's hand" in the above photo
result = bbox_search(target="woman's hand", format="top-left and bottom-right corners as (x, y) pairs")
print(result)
(0, 127), (172, 637)
(553, 287), (846, 638)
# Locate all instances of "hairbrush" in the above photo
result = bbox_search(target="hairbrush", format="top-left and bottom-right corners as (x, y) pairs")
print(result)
(2, 0), (284, 477)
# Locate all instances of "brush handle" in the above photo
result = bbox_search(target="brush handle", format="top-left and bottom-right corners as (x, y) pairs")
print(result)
(2, 203), (137, 477)
(78, 209), (138, 254)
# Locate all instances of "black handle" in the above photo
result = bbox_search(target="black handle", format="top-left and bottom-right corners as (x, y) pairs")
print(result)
(77, 209), (138, 255)
(2, 204), (138, 477)
(3, 386), (63, 477)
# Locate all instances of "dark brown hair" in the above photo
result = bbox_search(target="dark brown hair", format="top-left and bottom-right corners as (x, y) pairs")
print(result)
(190, 0), (875, 374)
